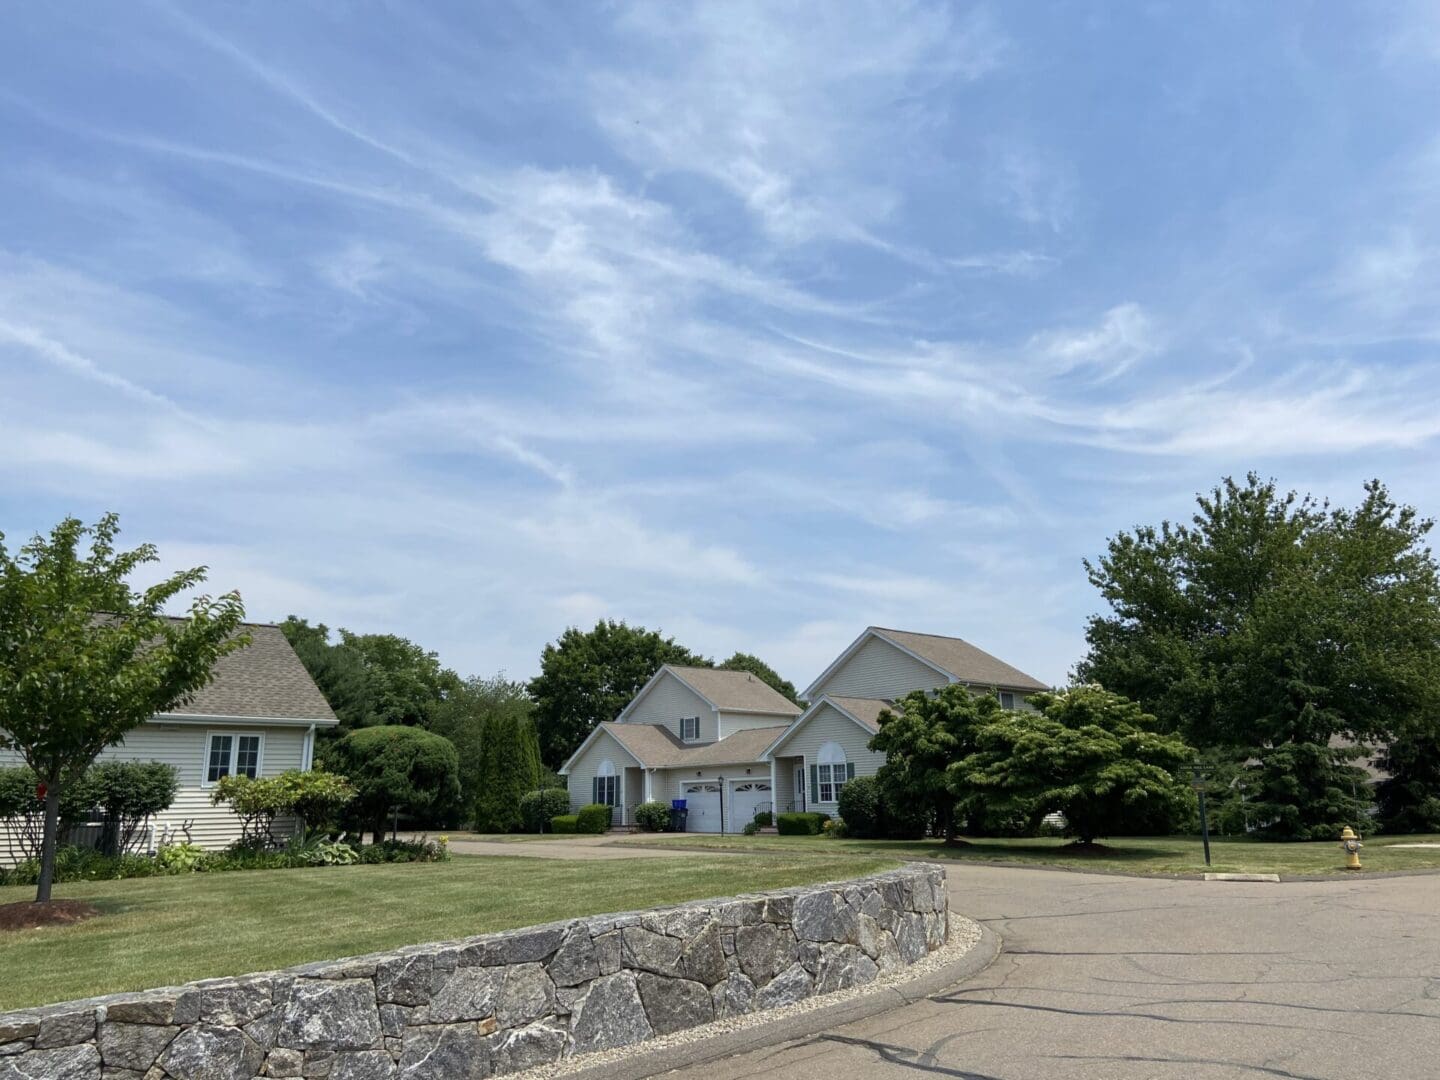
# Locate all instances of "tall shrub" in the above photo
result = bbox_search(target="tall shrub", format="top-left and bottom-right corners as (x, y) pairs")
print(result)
(327, 725), (461, 842)
(74, 761), (179, 856)
(474, 712), (541, 833)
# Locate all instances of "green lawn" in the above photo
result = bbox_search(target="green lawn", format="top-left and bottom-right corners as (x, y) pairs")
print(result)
(612, 832), (1440, 877)
(0, 853), (895, 1011)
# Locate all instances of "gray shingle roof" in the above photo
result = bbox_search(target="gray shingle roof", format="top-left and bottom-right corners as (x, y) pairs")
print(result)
(163, 622), (337, 723)
(664, 666), (801, 715)
(871, 627), (1048, 692)
(599, 722), (790, 768)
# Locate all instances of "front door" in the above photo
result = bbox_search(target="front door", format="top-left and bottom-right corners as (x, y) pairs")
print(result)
(795, 766), (806, 812)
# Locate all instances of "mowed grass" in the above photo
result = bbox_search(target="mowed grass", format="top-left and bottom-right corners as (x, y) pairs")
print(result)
(0, 853), (895, 1011)
(612, 832), (1440, 877)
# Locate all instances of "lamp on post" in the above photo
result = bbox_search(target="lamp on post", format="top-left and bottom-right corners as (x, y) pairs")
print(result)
(1191, 762), (1212, 867)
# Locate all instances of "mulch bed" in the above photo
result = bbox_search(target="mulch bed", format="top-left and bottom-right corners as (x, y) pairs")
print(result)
(0, 899), (101, 931)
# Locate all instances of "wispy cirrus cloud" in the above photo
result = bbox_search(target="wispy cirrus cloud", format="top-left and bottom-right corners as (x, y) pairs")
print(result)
(3, 2), (1440, 690)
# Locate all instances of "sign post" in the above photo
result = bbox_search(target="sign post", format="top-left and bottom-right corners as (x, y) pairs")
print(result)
(1191, 763), (1212, 867)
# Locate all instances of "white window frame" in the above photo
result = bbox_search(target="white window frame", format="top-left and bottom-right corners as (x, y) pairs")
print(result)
(595, 759), (619, 806)
(998, 691), (1016, 710)
(203, 730), (265, 787)
(816, 741), (847, 804)
(680, 716), (700, 742)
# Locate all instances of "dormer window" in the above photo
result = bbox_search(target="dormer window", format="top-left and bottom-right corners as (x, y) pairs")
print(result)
(680, 716), (700, 741)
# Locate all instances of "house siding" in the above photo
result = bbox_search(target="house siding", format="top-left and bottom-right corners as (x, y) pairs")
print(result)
(717, 710), (797, 739)
(0, 721), (309, 866)
(624, 673), (716, 743)
(565, 729), (642, 824)
(772, 704), (885, 815)
(810, 636), (949, 701)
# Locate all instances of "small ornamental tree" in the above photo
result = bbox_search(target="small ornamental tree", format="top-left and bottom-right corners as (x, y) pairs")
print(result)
(0, 514), (246, 901)
(957, 687), (1195, 845)
(275, 770), (356, 838)
(870, 684), (1006, 844)
(327, 725), (461, 842)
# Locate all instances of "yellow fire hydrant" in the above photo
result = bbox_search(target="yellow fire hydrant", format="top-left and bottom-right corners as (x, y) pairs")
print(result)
(1340, 826), (1363, 871)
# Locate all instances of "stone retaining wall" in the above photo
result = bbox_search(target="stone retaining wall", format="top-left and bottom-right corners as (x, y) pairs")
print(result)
(0, 864), (946, 1080)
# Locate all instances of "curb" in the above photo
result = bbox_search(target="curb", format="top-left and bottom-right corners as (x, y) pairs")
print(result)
(548, 921), (1002, 1080)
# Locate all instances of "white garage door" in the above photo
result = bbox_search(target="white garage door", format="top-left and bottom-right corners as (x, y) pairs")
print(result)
(682, 783), (722, 833)
(731, 782), (772, 829)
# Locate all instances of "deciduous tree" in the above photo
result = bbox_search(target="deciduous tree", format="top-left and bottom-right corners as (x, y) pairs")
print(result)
(529, 621), (708, 768)
(870, 684), (1004, 844)
(957, 687), (1195, 845)
(1079, 476), (1440, 838)
(0, 514), (245, 900)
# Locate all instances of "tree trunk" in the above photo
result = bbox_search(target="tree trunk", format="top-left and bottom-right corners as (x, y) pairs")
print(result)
(943, 799), (959, 845)
(35, 784), (62, 904)
(371, 809), (387, 846)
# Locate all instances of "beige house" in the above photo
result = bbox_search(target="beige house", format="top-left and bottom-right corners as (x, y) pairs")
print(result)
(560, 665), (801, 831)
(560, 627), (1048, 832)
(0, 622), (337, 865)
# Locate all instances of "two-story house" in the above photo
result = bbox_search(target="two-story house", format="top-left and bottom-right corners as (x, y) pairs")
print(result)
(558, 665), (803, 831)
(559, 626), (1048, 832)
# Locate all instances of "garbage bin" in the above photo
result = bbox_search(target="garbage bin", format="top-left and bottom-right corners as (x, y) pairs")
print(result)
(669, 799), (688, 833)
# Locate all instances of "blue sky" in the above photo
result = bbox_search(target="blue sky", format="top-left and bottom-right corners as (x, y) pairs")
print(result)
(4, 3), (1440, 689)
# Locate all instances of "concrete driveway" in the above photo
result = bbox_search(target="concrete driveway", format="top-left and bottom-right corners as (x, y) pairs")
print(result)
(670, 864), (1440, 1080)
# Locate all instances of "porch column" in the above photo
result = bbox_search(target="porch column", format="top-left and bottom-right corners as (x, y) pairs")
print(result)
(769, 760), (777, 819)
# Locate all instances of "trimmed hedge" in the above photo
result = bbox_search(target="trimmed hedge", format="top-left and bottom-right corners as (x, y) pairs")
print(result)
(576, 803), (613, 834)
(776, 811), (830, 835)
(633, 801), (671, 832)
(752, 810), (773, 828)
(520, 788), (572, 833)
(550, 815), (579, 834)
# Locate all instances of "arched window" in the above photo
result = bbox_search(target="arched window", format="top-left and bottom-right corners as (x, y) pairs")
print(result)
(595, 759), (618, 807)
(816, 741), (849, 803)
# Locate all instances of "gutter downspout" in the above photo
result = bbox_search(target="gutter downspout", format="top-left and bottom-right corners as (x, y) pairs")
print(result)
(302, 724), (316, 771)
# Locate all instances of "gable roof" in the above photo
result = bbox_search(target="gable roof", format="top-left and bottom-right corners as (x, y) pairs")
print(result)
(617, 664), (801, 723)
(760, 695), (893, 759)
(803, 626), (1047, 699)
(161, 622), (337, 723)
(562, 722), (790, 772)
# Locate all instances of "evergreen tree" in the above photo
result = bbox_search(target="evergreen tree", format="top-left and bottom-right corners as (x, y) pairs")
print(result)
(473, 711), (541, 832)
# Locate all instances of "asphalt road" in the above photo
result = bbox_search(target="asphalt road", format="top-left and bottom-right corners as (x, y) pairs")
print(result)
(669, 864), (1440, 1080)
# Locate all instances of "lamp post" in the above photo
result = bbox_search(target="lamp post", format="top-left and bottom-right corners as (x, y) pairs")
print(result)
(1191, 763), (1212, 867)
(718, 775), (726, 835)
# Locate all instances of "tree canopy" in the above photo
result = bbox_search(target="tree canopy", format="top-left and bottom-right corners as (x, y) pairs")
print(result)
(957, 687), (1195, 845)
(280, 618), (461, 731)
(0, 514), (246, 900)
(528, 620), (708, 768)
(870, 684), (1005, 843)
(430, 674), (535, 818)
(1079, 475), (1440, 838)
(324, 725), (461, 842)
